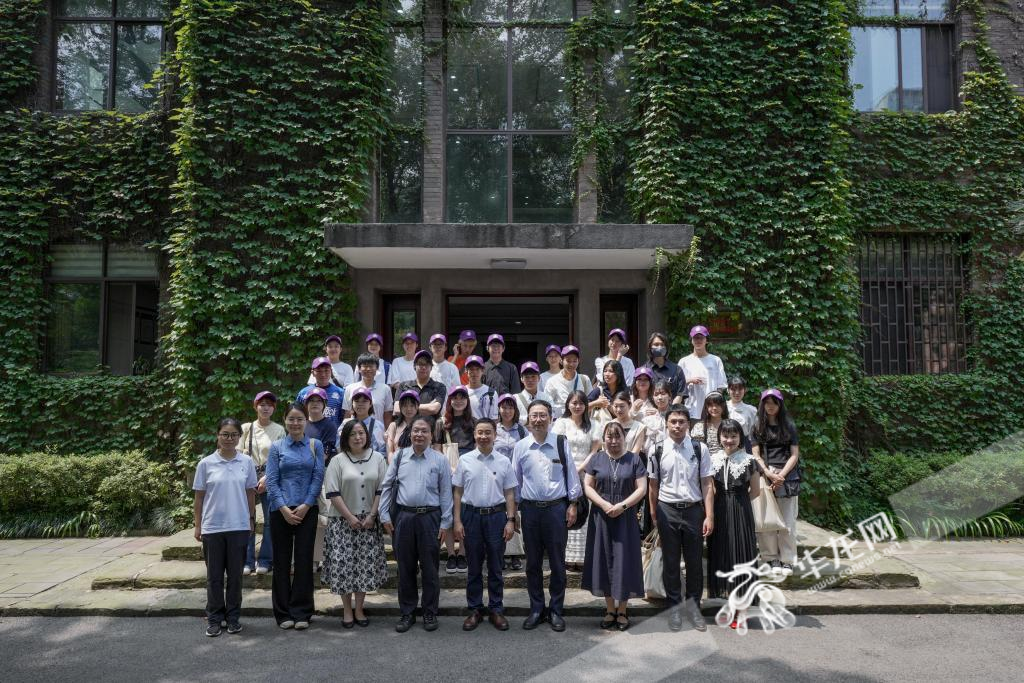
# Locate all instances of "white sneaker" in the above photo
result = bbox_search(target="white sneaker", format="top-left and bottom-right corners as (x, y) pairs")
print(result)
(255, 565), (269, 575)
(294, 621), (309, 630)
(242, 566), (253, 576)
(279, 620), (295, 629)
(780, 563), (794, 577)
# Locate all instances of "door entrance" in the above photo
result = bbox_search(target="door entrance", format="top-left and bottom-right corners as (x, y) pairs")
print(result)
(445, 295), (573, 368)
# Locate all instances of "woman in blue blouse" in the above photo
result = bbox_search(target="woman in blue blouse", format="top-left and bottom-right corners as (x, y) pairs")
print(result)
(266, 402), (325, 630)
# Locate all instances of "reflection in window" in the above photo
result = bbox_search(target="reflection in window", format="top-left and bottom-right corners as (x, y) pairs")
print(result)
(380, 137), (423, 223)
(606, 0), (635, 22)
(850, 25), (950, 112)
(599, 138), (632, 223)
(47, 283), (102, 374)
(386, 0), (423, 21)
(447, 29), (508, 130)
(56, 23), (111, 111)
(602, 48), (634, 123)
(446, 135), (508, 222)
(511, 29), (570, 130)
(115, 24), (162, 112)
(511, 0), (573, 21)
(861, 1), (951, 19)
(391, 29), (423, 124)
(512, 135), (573, 223)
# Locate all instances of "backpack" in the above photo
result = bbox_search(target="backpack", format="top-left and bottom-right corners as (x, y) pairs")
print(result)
(651, 437), (704, 480)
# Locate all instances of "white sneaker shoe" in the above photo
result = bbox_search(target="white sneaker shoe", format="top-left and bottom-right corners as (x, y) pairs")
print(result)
(294, 621), (309, 630)
(780, 563), (794, 577)
(255, 565), (269, 575)
(279, 620), (295, 629)
(242, 566), (253, 576)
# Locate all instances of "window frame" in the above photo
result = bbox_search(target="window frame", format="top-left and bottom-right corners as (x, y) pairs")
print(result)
(44, 241), (160, 375)
(51, 0), (167, 113)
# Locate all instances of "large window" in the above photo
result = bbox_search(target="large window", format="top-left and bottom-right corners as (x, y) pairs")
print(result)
(445, 0), (574, 223)
(858, 234), (970, 375)
(54, 1), (166, 112)
(379, 20), (424, 223)
(46, 244), (160, 375)
(850, 1), (955, 113)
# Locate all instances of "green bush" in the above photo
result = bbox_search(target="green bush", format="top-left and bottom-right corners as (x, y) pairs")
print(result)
(92, 464), (174, 519)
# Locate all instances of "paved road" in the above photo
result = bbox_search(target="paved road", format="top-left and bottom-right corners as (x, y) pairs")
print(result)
(1, 614), (1019, 682)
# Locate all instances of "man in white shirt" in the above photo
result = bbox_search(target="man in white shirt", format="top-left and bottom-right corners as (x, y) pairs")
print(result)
(388, 332), (420, 388)
(343, 353), (394, 427)
(726, 375), (758, 440)
(305, 334), (353, 388)
(515, 361), (550, 424)
(428, 333), (461, 389)
(677, 325), (728, 420)
(594, 328), (636, 386)
(465, 355), (499, 419)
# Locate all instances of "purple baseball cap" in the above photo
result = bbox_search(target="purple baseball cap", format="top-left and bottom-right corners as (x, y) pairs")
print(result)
(498, 393), (517, 406)
(351, 387), (373, 402)
(465, 355), (485, 368)
(304, 387), (328, 402)
(397, 389), (420, 403)
(311, 356), (332, 370)
(402, 332), (419, 343)
(413, 350), (432, 363)
(760, 388), (785, 403)
(633, 367), (653, 382)
(365, 333), (383, 345)
(545, 344), (562, 356)
(520, 361), (541, 375)
(448, 385), (470, 398)
(429, 333), (447, 345)
(689, 325), (710, 338)
(324, 334), (342, 345)
(607, 328), (627, 342)
(253, 390), (277, 405)
(486, 333), (505, 346)
(459, 330), (477, 341)
(560, 345), (580, 357)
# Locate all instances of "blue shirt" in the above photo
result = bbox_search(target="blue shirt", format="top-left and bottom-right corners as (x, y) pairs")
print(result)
(512, 431), (583, 503)
(193, 451), (258, 534)
(296, 383), (345, 427)
(266, 435), (325, 511)
(378, 447), (454, 529)
(453, 449), (518, 508)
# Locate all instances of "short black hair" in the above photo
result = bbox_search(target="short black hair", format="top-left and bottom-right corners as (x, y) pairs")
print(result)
(527, 399), (552, 416)
(356, 352), (380, 368)
(474, 417), (497, 431)
(665, 404), (689, 421)
(217, 417), (243, 433)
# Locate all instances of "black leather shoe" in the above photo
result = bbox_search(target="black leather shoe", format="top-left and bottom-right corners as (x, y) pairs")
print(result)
(522, 611), (546, 630)
(669, 608), (683, 632)
(395, 614), (415, 633)
(549, 613), (566, 632)
(423, 613), (439, 631)
(686, 601), (707, 632)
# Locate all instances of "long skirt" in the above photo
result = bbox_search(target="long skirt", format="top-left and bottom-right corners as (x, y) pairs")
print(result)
(322, 513), (388, 595)
(581, 506), (645, 601)
(707, 491), (760, 601)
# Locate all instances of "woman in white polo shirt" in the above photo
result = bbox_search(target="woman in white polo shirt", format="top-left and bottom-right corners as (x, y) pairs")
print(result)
(193, 418), (258, 637)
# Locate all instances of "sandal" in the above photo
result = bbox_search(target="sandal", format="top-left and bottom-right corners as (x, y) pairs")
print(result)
(616, 612), (631, 631)
(600, 612), (617, 629)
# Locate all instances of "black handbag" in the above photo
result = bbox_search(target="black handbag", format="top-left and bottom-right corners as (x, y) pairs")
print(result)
(388, 448), (405, 523)
(558, 434), (590, 531)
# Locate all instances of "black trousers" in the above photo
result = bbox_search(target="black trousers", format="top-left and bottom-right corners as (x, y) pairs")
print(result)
(657, 502), (706, 606)
(202, 530), (249, 626)
(393, 508), (442, 617)
(269, 506), (318, 624)
(520, 501), (568, 616)
(462, 505), (506, 612)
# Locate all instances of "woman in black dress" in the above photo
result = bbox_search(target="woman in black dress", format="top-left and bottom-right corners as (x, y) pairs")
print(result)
(582, 421), (648, 631)
(706, 418), (761, 628)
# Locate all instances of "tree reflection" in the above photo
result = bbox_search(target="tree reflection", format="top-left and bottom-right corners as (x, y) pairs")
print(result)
(513, 135), (572, 222)
(448, 29), (508, 129)
(57, 23), (111, 110)
(447, 135), (508, 222)
(512, 29), (570, 130)
(380, 134), (423, 222)
(115, 24), (162, 112)
(392, 29), (423, 124)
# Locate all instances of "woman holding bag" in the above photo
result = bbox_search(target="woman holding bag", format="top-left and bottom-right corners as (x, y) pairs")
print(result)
(434, 385), (475, 573)
(751, 389), (800, 576)
(495, 394), (527, 570)
(240, 391), (284, 575)
(552, 390), (601, 569)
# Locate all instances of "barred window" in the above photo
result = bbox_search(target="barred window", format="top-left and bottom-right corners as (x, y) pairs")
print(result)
(858, 234), (970, 375)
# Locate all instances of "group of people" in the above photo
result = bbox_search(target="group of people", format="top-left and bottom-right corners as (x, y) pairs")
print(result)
(192, 326), (801, 636)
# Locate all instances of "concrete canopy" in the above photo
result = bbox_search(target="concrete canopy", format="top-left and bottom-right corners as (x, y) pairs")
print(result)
(324, 223), (693, 270)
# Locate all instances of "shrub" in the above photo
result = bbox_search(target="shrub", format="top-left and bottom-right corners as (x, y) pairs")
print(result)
(92, 464), (174, 519)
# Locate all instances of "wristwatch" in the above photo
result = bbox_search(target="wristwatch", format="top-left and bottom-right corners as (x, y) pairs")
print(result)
(506, 514), (515, 522)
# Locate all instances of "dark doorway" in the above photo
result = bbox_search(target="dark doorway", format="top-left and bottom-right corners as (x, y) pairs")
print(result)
(599, 292), (640, 367)
(381, 293), (420, 360)
(446, 295), (572, 368)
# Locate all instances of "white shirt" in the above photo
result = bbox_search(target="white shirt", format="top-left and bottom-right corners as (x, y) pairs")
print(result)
(192, 452), (258, 534)
(388, 356), (417, 385)
(515, 389), (551, 425)
(594, 354), (636, 386)
(431, 359), (461, 390)
(342, 380), (394, 421)
(544, 372), (593, 416)
(539, 370), (557, 388)
(648, 437), (711, 503)
(678, 353), (728, 418)
(467, 384), (499, 420)
(306, 361), (354, 388)
(727, 400), (758, 439)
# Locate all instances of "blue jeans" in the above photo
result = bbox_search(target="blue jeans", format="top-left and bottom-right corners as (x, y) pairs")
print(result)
(245, 492), (273, 569)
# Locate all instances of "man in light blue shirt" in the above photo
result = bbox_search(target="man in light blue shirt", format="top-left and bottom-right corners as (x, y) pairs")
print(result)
(511, 399), (582, 632)
(453, 418), (517, 631)
(379, 416), (453, 633)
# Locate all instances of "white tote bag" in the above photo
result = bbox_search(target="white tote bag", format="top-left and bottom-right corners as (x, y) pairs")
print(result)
(443, 430), (461, 472)
(753, 489), (786, 533)
(642, 529), (666, 599)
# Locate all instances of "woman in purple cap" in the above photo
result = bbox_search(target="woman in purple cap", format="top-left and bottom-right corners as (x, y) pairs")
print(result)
(677, 325), (728, 422)
(306, 335), (353, 388)
(449, 330), (477, 385)
(240, 391), (285, 575)
(342, 387), (387, 455)
(751, 389), (801, 576)
(495, 394), (527, 570)
(594, 328), (636, 387)
(434, 385), (475, 573)
(388, 332), (420, 388)
(587, 359), (628, 429)
(364, 333), (391, 385)
(540, 344), (562, 388)
(385, 389), (420, 459)
(544, 345), (593, 416)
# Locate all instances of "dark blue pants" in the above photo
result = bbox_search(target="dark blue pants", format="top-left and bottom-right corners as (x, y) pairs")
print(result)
(521, 501), (568, 616)
(393, 508), (441, 617)
(462, 505), (506, 612)
(203, 530), (249, 626)
(245, 492), (272, 568)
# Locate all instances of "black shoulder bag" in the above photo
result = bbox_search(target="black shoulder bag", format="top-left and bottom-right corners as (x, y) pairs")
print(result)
(558, 434), (590, 531)
(388, 448), (405, 522)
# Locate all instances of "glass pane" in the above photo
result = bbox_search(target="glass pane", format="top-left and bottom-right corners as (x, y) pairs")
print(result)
(56, 23), (111, 110)
(117, 0), (166, 17)
(115, 24), (162, 112)
(47, 283), (101, 374)
(391, 29), (422, 124)
(134, 282), (159, 373)
(512, 135), (572, 223)
(900, 28), (924, 112)
(106, 283), (134, 375)
(50, 244), (103, 278)
(446, 134), (508, 222)
(107, 246), (158, 277)
(602, 48), (634, 123)
(607, 0), (635, 22)
(512, 29), (570, 130)
(379, 135), (423, 223)
(57, 0), (112, 16)
(462, 0), (507, 22)
(447, 29), (507, 129)
(850, 27), (899, 112)
(392, 311), (416, 358)
(511, 0), (572, 21)
(599, 137), (631, 223)
(898, 1), (950, 20)
(860, 0), (895, 15)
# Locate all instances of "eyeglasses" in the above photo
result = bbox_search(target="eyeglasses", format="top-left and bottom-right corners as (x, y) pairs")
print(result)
(285, 417), (306, 424)
(218, 432), (241, 439)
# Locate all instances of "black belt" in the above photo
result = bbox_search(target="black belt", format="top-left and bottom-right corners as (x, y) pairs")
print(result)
(661, 500), (702, 510)
(463, 504), (505, 515)
(521, 498), (567, 509)
(397, 505), (441, 514)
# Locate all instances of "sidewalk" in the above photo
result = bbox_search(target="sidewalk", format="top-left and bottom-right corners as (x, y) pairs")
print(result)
(1, 525), (1023, 617)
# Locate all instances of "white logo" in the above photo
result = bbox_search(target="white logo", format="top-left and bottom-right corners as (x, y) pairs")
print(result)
(715, 557), (797, 635)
